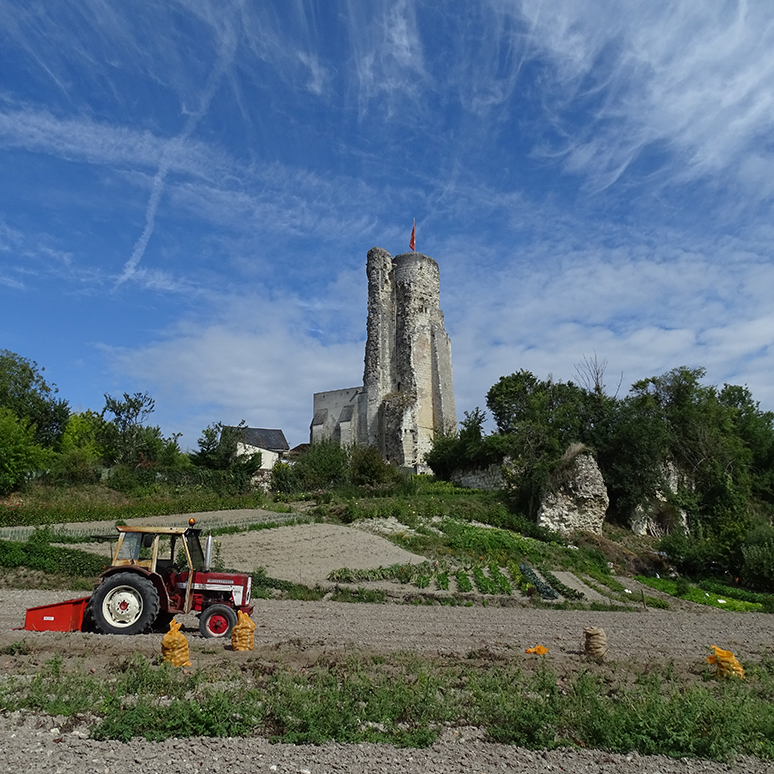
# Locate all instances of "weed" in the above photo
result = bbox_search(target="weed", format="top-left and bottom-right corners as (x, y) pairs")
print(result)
(4, 649), (774, 758)
(0, 640), (32, 656)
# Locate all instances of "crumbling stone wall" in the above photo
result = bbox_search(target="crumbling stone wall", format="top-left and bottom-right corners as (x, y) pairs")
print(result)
(450, 463), (505, 490)
(312, 246), (456, 471)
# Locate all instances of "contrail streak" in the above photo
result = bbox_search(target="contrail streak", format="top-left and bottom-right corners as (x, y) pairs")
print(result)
(117, 20), (237, 285)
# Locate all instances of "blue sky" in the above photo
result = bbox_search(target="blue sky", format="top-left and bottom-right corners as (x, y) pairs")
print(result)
(2, 0), (773, 450)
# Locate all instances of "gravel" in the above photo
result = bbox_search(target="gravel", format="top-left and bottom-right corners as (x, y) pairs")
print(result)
(2, 710), (773, 774)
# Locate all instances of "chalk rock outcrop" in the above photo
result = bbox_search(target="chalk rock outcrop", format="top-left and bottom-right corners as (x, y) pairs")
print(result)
(630, 460), (690, 537)
(537, 452), (609, 535)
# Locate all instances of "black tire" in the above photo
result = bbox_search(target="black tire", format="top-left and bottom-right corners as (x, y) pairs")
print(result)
(89, 572), (160, 635)
(152, 611), (175, 633)
(199, 604), (237, 639)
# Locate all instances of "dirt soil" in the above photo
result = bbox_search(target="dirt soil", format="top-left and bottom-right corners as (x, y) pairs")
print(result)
(2, 510), (774, 773)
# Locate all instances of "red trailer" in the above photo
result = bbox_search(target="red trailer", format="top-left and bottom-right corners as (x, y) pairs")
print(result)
(24, 596), (90, 632)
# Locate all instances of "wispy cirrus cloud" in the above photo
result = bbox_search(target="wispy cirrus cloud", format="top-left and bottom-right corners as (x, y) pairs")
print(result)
(511, 0), (774, 197)
(444, 215), (774, 418)
(117, 4), (242, 283)
(0, 108), (231, 180)
(343, 0), (427, 117)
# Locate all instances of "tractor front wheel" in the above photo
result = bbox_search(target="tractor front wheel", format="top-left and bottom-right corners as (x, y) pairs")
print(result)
(89, 573), (160, 635)
(199, 604), (237, 639)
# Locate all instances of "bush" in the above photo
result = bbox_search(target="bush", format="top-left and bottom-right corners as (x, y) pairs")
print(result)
(271, 461), (299, 495)
(46, 448), (102, 486)
(0, 407), (53, 495)
(349, 445), (396, 486)
(656, 531), (718, 577)
(291, 441), (349, 491)
(675, 577), (691, 597)
(741, 524), (774, 590)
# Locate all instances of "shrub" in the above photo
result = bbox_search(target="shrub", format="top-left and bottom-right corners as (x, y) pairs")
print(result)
(46, 448), (102, 486)
(0, 407), (53, 495)
(271, 461), (298, 495)
(675, 577), (691, 597)
(741, 524), (774, 590)
(349, 445), (396, 486)
(292, 441), (349, 490)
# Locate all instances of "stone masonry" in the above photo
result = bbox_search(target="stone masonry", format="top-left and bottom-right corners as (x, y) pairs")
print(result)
(311, 247), (456, 471)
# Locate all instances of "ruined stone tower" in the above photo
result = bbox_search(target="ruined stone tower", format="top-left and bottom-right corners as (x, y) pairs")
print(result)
(311, 246), (456, 471)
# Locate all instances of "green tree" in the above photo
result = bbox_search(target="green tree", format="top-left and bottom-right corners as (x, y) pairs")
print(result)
(485, 372), (591, 516)
(0, 407), (52, 494)
(486, 370), (587, 451)
(60, 410), (105, 463)
(100, 391), (183, 469)
(349, 444), (396, 486)
(718, 383), (774, 506)
(47, 410), (106, 485)
(0, 350), (70, 448)
(191, 420), (262, 475)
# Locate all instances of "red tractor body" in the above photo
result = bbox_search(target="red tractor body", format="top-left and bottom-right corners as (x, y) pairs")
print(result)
(25, 520), (253, 638)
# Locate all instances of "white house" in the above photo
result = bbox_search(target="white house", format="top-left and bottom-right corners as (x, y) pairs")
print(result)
(230, 427), (290, 471)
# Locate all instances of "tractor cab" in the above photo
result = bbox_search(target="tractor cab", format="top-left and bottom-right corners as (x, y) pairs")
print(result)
(110, 521), (213, 576)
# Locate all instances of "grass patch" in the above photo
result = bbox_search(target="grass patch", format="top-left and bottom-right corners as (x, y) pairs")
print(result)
(0, 534), (106, 578)
(0, 483), (272, 528)
(698, 579), (774, 612)
(2, 652), (774, 760)
(0, 640), (32, 656)
(636, 576), (764, 612)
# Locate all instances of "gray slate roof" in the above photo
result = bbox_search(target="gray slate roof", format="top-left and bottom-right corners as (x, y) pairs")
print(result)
(226, 426), (289, 452)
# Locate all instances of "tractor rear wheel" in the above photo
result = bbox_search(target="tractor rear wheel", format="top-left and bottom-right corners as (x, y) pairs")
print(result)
(89, 573), (160, 635)
(199, 604), (237, 638)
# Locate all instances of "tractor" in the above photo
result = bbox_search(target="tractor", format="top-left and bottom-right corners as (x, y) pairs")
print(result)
(84, 518), (253, 638)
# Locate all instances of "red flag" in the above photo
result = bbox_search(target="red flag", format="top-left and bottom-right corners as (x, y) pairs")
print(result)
(409, 220), (416, 252)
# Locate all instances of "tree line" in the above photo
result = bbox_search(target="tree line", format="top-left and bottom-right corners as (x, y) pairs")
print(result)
(0, 349), (260, 496)
(426, 361), (774, 587)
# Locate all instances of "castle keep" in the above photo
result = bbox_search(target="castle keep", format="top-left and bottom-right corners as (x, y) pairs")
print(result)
(311, 247), (456, 470)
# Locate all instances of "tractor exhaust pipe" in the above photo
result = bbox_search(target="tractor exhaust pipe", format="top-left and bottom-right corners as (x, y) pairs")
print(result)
(204, 534), (214, 572)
